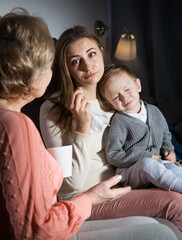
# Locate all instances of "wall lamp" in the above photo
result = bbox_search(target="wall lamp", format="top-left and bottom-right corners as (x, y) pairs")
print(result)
(94, 20), (137, 61)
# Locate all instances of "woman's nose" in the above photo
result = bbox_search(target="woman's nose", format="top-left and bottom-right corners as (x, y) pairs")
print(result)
(81, 59), (91, 72)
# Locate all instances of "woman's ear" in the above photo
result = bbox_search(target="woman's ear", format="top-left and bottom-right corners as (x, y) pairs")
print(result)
(136, 78), (142, 93)
(100, 46), (104, 51)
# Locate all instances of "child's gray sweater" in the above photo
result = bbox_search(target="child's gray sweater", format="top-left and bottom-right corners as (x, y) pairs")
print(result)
(104, 102), (174, 168)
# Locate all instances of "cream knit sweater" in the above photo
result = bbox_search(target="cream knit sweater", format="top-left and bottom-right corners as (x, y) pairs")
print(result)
(40, 99), (115, 200)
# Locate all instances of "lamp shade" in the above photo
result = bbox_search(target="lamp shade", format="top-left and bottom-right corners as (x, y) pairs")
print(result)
(114, 33), (137, 61)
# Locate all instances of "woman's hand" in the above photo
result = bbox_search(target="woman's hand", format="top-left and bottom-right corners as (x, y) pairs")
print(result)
(84, 175), (131, 205)
(70, 88), (92, 135)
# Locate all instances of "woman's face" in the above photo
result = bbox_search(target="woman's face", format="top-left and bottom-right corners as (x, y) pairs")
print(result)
(66, 37), (104, 88)
(31, 68), (52, 98)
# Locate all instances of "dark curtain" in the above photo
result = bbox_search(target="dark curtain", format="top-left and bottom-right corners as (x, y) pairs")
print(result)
(110, 0), (182, 103)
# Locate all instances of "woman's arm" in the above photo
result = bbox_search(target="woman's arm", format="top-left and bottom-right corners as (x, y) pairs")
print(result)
(1, 111), (131, 239)
(40, 95), (92, 192)
(40, 99), (64, 148)
(0, 111), (92, 240)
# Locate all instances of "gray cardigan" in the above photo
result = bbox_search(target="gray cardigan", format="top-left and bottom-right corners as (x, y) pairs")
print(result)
(104, 102), (174, 168)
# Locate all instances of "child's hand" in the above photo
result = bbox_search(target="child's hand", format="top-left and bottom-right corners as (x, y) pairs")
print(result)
(174, 162), (182, 166)
(152, 154), (160, 160)
(163, 151), (176, 163)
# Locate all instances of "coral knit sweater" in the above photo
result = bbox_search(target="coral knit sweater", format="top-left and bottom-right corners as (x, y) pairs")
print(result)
(0, 109), (91, 240)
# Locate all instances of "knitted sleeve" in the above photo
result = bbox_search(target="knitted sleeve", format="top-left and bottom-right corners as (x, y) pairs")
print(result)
(40, 99), (92, 197)
(0, 110), (91, 240)
(105, 113), (154, 168)
(150, 105), (174, 153)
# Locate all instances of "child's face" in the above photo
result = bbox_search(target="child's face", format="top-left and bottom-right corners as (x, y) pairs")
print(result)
(104, 72), (141, 113)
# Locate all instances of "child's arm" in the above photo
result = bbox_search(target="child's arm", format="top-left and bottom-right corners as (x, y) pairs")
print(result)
(154, 107), (175, 157)
(104, 114), (154, 168)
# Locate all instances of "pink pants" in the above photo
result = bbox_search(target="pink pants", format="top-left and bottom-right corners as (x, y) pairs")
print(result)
(88, 188), (182, 232)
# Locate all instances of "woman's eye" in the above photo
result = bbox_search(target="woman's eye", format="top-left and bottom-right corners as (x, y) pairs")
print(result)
(89, 52), (96, 57)
(125, 89), (129, 92)
(72, 59), (80, 65)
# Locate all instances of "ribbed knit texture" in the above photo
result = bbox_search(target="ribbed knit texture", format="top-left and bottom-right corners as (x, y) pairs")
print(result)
(0, 109), (91, 240)
(105, 103), (174, 168)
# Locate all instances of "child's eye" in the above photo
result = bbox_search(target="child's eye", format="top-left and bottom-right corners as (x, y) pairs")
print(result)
(125, 89), (129, 92)
(89, 52), (96, 57)
(72, 59), (80, 65)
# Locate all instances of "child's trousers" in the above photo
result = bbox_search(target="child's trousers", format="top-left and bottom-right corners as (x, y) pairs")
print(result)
(116, 158), (182, 193)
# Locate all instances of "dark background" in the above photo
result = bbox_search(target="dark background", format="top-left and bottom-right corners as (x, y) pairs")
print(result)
(110, 0), (182, 103)
(22, 0), (182, 131)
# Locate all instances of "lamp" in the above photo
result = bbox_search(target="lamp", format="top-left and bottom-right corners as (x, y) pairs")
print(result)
(94, 20), (137, 61)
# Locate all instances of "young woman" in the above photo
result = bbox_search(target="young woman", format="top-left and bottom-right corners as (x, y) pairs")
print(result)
(39, 26), (182, 234)
(0, 9), (172, 240)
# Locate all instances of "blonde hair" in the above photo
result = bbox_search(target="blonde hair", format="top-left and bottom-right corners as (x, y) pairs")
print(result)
(50, 26), (104, 134)
(0, 8), (55, 100)
(97, 64), (137, 111)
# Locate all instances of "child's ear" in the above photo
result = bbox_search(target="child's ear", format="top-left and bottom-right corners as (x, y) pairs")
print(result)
(136, 78), (142, 93)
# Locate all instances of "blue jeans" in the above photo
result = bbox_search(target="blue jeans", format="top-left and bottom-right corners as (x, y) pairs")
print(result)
(116, 158), (182, 193)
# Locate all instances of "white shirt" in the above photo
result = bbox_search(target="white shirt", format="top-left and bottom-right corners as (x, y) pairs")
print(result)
(124, 100), (147, 123)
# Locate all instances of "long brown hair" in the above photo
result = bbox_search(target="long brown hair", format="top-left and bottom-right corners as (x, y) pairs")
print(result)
(50, 26), (103, 134)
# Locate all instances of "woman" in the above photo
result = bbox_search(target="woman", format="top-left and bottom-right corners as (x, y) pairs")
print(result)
(39, 26), (182, 234)
(0, 9), (175, 240)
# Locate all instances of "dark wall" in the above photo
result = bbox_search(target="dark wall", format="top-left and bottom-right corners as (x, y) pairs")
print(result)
(110, 0), (182, 103)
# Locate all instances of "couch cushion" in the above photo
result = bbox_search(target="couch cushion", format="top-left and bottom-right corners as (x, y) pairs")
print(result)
(155, 218), (182, 240)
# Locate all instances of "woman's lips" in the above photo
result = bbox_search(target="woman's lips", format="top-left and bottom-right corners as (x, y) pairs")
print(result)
(84, 72), (96, 79)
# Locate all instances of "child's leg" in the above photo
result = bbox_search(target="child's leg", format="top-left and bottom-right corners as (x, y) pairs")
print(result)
(116, 160), (150, 188)
(158, 159), (182, 177)
(116, 158), (182, 193)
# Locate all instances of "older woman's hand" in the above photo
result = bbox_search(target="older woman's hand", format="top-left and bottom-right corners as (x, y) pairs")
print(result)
(84, 175), (131, 205)
(70, 88), (92, 135)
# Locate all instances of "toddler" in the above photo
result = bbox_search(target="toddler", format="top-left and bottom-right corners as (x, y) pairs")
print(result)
(97, 64), (182, 192)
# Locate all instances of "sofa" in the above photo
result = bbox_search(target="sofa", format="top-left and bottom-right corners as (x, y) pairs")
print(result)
(22, 96), (182, 239)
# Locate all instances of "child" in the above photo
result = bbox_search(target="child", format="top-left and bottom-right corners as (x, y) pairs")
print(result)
(97, 64), (182, 193)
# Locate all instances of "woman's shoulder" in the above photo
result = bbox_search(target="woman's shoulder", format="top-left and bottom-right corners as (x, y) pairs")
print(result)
(0, 109), (36, 139)
(90, 99), (114, 117)
(40, 99), (55, 112)
(40, 92), (60, 116)
(0, 109), (30, 125)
